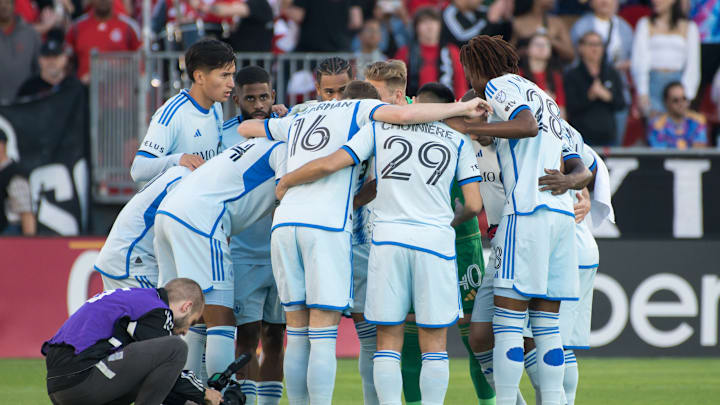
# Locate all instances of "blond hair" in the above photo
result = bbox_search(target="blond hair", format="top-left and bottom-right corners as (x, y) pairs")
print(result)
(363, 60), (408, 91)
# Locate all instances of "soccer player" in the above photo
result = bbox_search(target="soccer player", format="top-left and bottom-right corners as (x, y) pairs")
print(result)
(364, 60), (411, 106)
(222, 66), (286, 405)
(154, 136), (287, 382)
(94, 166), (190, 290)
(129, 39), (236, 182)
(315, 56), (353, 101)
(272, 81), (484, 405)
(458, 35), (590, 405)
(237, 81), (487, 405)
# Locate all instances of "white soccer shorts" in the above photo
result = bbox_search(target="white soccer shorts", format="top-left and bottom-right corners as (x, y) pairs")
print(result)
(471, 242), (499, 323)
(364, 243), (462, 327)
(233, 263), (285, 325)
(351, 243), (370, 314)
(559, 265), (598, 349)
(270, 226), (353, 311)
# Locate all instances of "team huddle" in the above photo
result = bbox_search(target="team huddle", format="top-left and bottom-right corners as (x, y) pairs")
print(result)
(44, 36), (615, 405)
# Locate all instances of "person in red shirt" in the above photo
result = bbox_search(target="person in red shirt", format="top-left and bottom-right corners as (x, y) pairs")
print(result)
(394, 7), (467, 97)
(518, 32), (567, 117)
(67, 0), (140, 83)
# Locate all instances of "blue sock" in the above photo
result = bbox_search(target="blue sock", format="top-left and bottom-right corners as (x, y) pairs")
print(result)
(420, 352), (450, 405)
(355, 321), (379, 405)
(529, 310), (564, 405)
(285, 326), (309, 405)
(257, 381), (283, 405)
(307, 326), (338, 405)
(492, 308), (526, 405)
(372, 350), (402, 405)
(206, 326), (236, 377)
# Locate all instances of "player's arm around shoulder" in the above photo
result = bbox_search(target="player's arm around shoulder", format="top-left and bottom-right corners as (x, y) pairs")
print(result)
(275, 149), (356, 200)
(237, 118), (270, 138)
(372, 97), (490, 125)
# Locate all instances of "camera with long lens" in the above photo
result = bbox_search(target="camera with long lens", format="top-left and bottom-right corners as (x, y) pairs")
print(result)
(207, 353), (251, 405)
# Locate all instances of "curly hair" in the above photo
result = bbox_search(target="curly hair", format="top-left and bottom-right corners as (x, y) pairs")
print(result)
(460, 35), (519, 86)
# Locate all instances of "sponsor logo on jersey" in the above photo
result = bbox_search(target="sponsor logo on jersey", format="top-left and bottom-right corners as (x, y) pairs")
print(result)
(142, 141), (165, 155)
(495, 90), (507, 103)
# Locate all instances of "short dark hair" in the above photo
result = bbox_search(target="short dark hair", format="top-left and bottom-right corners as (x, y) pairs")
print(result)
(165, 278), (205, 314)
(461, 89), (477, 102)
(0, 129), (7, 144)
(413, 7), (441, 34)
(185, 39), (235, 82)
(417, 82), (455, 103)
(344, 80), (380, 100)
(663, 81), (684, 101)
(235, 65), (271, 88)
(315, 57), (352, 83)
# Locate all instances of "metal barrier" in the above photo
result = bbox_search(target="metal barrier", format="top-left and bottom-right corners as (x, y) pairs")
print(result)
(90, 50), (381, 203)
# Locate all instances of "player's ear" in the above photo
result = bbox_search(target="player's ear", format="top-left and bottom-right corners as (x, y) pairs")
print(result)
(232, 91), (239, 106)
(193, 69), (205, 86)
(181, 300), (193, 315)
(271, 89), (276, 104)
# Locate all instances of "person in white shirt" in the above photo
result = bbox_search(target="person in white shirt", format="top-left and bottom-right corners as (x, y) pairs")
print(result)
(130, 39), (236, 182)
(273, 81), (484, 405)
(95, 166), (190, 291)
(237, 81), (487, 405)
(459, 35), (591, 405)
(631, 0), (701, 117)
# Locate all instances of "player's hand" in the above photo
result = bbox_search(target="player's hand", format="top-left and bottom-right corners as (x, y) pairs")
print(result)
(272, 104), (289, 117)
(275, 180), (289, 201)
(574, 191), (591, 223)
(179, 153), (205, 171)
(204, 388), (223, 405)
(460, 97), (493, 118)
(538, 168), (572, 195)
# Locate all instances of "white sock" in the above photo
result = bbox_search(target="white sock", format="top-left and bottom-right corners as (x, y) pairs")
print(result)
(475, 350), (527, 405)
(184, 324), (207, 384)
(524, 348), (542, 404)
(355, 321), (379, 405)
(307, 326), (338, 405)
(257, 381), (283, 405)
(529, 310), (564, 405)
(420, 352), (450, 405)
(239, 379), (257, 405)
(563, 351), (578, 405)
(285, 326), (310, 405)
(372, 350), (402, 405)
(492, 308), (526, 405)
(206, 326), (236, 377)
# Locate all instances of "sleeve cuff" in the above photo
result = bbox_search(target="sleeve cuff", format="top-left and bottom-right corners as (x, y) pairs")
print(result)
(562, 153), (581, 161)
(264, 119), (273, 140)
(341, 145), (361, 165)
(508, 105), (530, 120)
(368, 103), (388, 121)
(136, 150), (159, 158)
(589, 158), (597, 172)
(458, 176), (483, 185)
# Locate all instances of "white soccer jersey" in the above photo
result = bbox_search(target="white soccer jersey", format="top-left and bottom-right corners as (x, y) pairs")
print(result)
(138, 89), (223, 161)
(157, 138), (287, 240)
(485, 74), (573, 217)
(352, 157), (375, 245)
(94, 166), (190, 279)
(265, 99), (386, 231)
(473, 141), (505, 230)
(344, 121), (482, 259)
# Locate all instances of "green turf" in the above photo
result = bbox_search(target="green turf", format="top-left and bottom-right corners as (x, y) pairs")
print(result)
(4, 357), (718, 404)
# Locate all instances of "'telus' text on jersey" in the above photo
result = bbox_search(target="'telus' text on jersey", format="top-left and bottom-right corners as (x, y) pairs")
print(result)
(138, 89), (223, 161)
(485, 74), (573, 217)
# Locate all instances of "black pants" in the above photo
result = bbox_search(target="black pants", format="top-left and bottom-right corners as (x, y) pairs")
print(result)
(49, 335), (187, 405)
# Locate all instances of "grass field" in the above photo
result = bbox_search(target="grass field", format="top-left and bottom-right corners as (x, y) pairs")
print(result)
(3, 357), (719, 404)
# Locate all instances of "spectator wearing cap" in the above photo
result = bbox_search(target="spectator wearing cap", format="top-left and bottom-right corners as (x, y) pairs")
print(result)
(564, 31), (625, 146)
(0, 0), (41, 104)
(0, 129), (36, 236)
(441, 0), (513, 48)
(648, 81), (707, 149)
(17, 29), (77, 99)
(67, 0), (140, 84)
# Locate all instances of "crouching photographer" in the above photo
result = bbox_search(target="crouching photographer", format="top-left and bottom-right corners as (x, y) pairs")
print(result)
(42, 278), (223, 405)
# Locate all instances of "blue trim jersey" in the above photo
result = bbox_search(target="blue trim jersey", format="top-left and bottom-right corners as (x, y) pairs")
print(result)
(343, 120), (482, 260)
(474, 141), (505, 229)
(94, 166), (190, 279)
(157, 138), (287, 240)
(352, 157), (375, 245)
(138, 89), (223, 161)
(485, 74), (574, 217)
(265, 99), (386, 232)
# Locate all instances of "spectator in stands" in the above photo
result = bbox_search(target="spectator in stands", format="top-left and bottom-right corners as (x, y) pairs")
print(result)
(407, 0), (446, 16)
(0, 129), (36, 236)
(648, 81), (707, 148)
(67, 0), (141, 84)
(16, 29), (79, 99)
(689, 0), (720, 106)
(519, 32), (566, 118)
(0, 0), (41, 104)
(441, 0), (513, 47)
(512, 0), (575, 62)
(201, 0), (273, 52)
(286, 0), (362, 52)
(394, 7), (467, 97)
(565, 31), (625, 146)
(355, 19), (386, 78)
(14, 0), (64, 36)
(571, 0), (633, 145)
(367, 0), (409, 58)
(631, 0), (700, 117)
